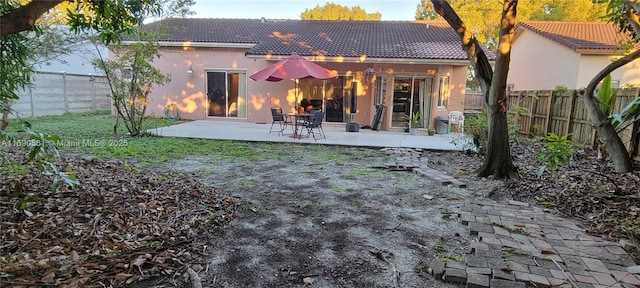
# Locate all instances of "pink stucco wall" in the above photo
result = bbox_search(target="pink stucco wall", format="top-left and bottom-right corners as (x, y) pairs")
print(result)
(509, 29), (640, 90)
(147, 46), (468, 131)
(508, 30), (581, 90)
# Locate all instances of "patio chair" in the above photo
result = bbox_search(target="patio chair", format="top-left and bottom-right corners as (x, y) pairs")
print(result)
(270, 107), (292, 135)
(447, 111), (465, 133)
(304, 109), (326, 141)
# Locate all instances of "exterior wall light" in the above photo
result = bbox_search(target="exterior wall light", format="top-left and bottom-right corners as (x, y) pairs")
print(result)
(187, 66), (193, 74)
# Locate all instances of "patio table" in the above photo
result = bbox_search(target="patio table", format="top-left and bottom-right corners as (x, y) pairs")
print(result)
(286, 113), (311, 139)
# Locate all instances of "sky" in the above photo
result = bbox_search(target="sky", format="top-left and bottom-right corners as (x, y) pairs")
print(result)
(189, 0), (420, 21)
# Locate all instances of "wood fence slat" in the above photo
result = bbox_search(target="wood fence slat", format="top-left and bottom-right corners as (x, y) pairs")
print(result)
(565, 90), (577, 137)
(464, 88), (639, 159)
(542, 90), (552, 136)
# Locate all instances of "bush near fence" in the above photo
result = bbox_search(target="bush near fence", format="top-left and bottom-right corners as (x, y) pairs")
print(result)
(464, 89), (640, 160)
(11, 71), (112, 118)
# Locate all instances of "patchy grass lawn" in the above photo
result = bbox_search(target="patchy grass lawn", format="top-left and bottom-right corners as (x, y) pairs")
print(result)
(5, 111), (278, 167)
(4, 111), (359, 168)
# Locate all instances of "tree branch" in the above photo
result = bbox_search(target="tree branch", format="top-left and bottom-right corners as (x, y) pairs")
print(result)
(585, 49), (640, 98)
(431, 0), (493, 102)
(0, 0), (64, 36)
(581, 43), (639, 173)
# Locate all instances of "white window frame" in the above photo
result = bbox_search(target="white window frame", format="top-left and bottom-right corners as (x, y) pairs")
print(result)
(121, 67), (133, 82)
(437, 75), (449, 108)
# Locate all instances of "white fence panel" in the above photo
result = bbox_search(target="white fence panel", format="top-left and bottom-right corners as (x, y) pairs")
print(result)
(12, 71), (111, 118)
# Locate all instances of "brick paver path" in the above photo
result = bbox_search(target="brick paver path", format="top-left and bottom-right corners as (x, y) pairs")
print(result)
(383, 148), (640, 287)
(440, 200), (640, 288)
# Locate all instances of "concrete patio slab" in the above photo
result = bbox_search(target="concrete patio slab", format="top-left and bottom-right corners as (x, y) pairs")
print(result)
(151, 119), (473, 151)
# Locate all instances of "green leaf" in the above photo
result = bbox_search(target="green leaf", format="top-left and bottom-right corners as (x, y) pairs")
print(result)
(30, 148), (41, 162)
(51, 177), (60, 193)
(597, 74), (616, 116)
(536, 165), (546, 178)
(22, 196), (43, 203)
(611, 96), (640, 132)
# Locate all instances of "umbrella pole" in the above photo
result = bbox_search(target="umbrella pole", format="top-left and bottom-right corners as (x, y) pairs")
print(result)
(295, 79), (299, 112)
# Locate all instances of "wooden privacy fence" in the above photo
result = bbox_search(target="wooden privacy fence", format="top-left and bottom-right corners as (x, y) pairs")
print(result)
(464, 89), (640, 160)
(11, 71), (112, 118)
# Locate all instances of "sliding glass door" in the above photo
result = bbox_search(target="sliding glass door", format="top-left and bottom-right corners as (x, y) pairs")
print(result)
(391, 77), (433, 128)
(299, 76), (354, 123)
(206, 71), (246, 118)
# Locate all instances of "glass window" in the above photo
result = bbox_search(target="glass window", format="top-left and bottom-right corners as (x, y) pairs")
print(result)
(121, 67), (132, 82)
(438, 76), (449, 108)
(375, 75), (387, 105)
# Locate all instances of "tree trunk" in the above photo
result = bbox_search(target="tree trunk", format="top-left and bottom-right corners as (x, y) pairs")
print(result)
(0, 0), (64, 36)
(582, 50), (640, 173)
(478, 0), (517, 178)
(430, 1), (493, 101)
(0, 100), (10, 131)
(431, 0), (516, 179)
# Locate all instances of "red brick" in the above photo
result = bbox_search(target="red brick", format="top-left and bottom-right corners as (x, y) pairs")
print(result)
(507, 261), (529, 273)
(581, 257), (610, 273)
(621, 273), (640, 285)
(549, 269), (574, 281)
(573, 274), (598, 284)
(589, 271), (616, 286)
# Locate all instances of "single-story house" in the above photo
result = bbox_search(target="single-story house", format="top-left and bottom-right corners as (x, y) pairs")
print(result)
(507, 21), (640, 90)
(140, 18), (486, 131)
(34, 26), (107, 75)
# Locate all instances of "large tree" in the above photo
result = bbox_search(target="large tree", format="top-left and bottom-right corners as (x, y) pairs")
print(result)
(431, 0), (517, 179)
(0, 0), (160, 130)
(1, 0), (160, 43)
(418, 0), (606, 48)
(301, 2), (382, 20)
(580, 0), (640, 173)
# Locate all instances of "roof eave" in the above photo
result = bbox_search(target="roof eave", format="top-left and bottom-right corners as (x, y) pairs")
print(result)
(141, 41), (257, 49)
(245, 54), (472, 65)
(575, 48), (625, 55)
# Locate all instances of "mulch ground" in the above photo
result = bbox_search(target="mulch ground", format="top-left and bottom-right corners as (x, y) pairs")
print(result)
(0, 149), (239, 287)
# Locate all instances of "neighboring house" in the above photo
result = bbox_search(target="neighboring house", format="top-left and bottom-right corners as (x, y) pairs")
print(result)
(508, 21), (639, 91)
(34, 39), (107, 75)
(10, 28), (111, 118)
(141, 18), (489, 131)
(34, 27), (107, 75)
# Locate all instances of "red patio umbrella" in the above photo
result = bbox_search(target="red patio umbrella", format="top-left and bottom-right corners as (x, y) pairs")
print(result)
(250, 54), (338, 108)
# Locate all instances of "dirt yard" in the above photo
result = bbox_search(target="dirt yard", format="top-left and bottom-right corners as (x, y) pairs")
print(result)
(165, 144), (499, 287)
(3, 140), (637, 287)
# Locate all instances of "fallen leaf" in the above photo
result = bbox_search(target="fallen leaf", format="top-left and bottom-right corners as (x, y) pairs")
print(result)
(36, 259), (51, 268)
(115, 273), (134, 281)
(191, 264), (203, 272)
(303, 277), (315, 285)
(70, 250), (80, 262)
(131, 257), (146, 267)
(152, 255), (166, 264)
(41, 271), (56, 283)
(83, 263), (108, 270)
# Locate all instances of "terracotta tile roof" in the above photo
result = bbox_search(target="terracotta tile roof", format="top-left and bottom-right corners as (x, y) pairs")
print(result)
(516, 21), (631, 52)
(146, 18), (494, 61)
